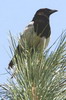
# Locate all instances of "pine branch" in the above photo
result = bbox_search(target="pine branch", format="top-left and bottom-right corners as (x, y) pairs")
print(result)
(0, 31), (66, 100)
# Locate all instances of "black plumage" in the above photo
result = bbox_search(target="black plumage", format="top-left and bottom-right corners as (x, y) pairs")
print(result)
(8, 8), (57, 69)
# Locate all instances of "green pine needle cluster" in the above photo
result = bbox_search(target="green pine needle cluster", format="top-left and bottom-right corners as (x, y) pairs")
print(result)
(0, 31), (66, 100)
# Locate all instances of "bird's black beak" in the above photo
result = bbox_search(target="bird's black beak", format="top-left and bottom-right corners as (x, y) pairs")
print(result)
(50, 9), (58, 14)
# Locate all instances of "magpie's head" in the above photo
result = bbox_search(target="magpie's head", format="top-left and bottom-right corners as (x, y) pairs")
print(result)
(34, 8), (58, 18)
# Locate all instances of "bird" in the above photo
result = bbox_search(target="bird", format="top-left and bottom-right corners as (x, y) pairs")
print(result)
(8, 8), (57, 69)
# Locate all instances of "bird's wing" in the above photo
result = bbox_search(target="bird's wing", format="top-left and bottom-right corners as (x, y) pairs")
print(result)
(8, 21), (50, 69)
(19, 21), (50, 51)
(19, 21), (43, 49)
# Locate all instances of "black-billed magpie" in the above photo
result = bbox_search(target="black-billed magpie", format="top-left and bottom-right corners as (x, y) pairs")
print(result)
(8, 8), (57, 69)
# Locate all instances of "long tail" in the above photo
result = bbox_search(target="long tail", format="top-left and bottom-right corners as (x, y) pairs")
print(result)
(8, 60), (14, 69)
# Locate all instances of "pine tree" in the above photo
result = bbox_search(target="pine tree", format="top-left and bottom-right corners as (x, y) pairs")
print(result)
(0, 31), (66, 100)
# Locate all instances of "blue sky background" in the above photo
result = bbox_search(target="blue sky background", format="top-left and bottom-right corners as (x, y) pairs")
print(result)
(0, 0), (66, 84)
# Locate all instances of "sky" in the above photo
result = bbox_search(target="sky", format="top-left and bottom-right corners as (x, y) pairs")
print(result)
(0, 0), (66, 84)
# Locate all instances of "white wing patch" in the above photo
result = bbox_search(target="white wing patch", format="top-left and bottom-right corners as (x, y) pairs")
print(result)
(23, 21), (34, 31)
(28, 21), (34, 26)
